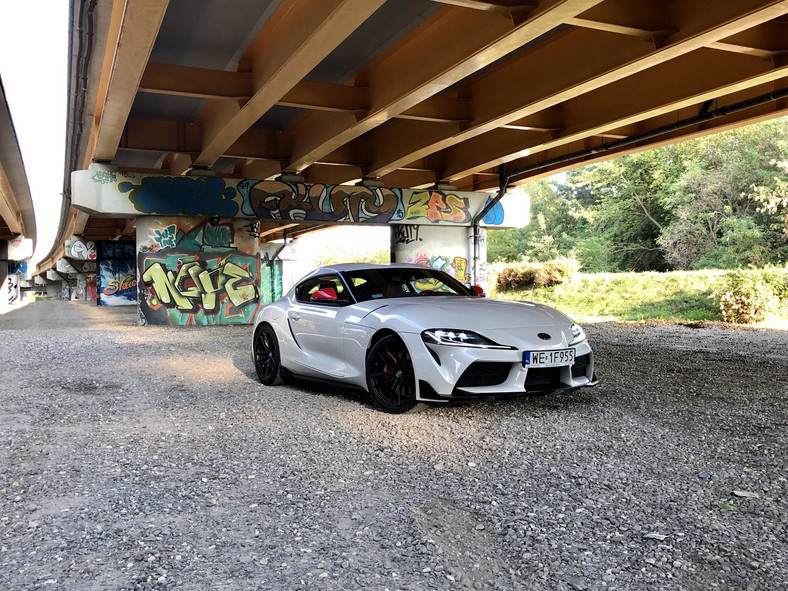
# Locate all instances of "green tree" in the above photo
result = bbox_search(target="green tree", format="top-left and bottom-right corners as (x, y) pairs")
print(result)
(561, 147), (681, 271)
(487, 180), (596, 267)
(660, 119), (788, 269)
(489, 117), (788, 271)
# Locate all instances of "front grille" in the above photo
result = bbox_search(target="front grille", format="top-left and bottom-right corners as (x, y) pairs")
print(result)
(525, 367), (562, 390)
(456, 362), (510, 388)
(572, 353), (591, 378)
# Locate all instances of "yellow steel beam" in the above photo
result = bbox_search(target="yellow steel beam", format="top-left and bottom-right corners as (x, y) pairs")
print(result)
(366, 0), (788, 179)
(93, 0), (169, 162)
(366, 120), (465, 178)
(399, 96), (472, 123)
(429, 0), (536, 13)
(278, 80), (368, 113)
(139, 63), (253, 100)
(441, 48), (788, 179)
(140, 64), (373, 113)
(140, 62), (476, 124)
(466, 82), (788, 191)
(193, 0), (386, 167)
(565, 16), (674, 40)
(0, 165), (22, 234)
(285, 0), (605, 172)
(121, 119), (203, 154)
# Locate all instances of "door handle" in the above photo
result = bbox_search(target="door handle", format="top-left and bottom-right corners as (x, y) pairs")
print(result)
(289, 312), (301, 321)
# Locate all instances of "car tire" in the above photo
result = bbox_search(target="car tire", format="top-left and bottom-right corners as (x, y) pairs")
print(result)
(253, 324), (283, 386)
(366, 334), (426, 414)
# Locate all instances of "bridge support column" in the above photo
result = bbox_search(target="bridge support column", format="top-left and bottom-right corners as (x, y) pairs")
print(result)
(390, 224), (486, 290)
(136, 216), (262, 326)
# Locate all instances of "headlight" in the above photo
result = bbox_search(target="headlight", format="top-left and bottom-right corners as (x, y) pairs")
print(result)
(421, 329), (511, 349)
(569, 323), (586, 345)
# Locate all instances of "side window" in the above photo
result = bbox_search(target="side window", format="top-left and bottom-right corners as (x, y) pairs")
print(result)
(296, 275), (347, 304)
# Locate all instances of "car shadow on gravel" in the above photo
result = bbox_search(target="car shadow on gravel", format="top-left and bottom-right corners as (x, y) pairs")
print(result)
(232, 335), (602, 414)
(242, 361), (602, 415)
(281, 377), (374, 408)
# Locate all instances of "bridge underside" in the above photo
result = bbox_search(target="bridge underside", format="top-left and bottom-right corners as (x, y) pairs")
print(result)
(44, 0), (788, 271)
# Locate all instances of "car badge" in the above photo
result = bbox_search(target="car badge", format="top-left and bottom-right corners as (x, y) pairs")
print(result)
(537, 332), (552, 341)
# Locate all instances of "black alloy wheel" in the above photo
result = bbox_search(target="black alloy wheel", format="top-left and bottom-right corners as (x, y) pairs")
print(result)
(253, 325), (283, 385)
(366, 334), (424, 413)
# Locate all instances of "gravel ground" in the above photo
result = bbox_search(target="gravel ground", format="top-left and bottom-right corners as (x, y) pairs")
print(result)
(1, 300), (786, 591)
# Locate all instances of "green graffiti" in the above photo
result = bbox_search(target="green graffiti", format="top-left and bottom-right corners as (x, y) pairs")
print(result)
(92, 170), (117, 184)
(223, 261), (257, 308)
(142, 257), (258, 314)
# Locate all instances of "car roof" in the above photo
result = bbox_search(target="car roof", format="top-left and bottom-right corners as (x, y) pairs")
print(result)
(296, 262), (434, 283)
(319, 262), (427, 273)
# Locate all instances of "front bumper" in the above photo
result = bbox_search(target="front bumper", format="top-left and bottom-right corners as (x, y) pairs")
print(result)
(401, 333), (597, 403)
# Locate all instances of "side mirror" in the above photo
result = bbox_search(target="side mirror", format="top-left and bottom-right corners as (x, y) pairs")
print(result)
(311, 287), (338, 302)
(470, 285), (485, 297)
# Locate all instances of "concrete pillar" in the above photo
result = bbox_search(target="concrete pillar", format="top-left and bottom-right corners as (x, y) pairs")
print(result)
(1, 241), (8, 309)
(390, 224), (484, 288)
(135, 216), (261, 326)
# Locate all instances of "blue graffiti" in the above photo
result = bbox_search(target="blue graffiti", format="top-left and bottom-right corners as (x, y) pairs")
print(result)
(482, 198), (505, 225)
(120, 176), (239, 217)
(9, 261), (28, 274)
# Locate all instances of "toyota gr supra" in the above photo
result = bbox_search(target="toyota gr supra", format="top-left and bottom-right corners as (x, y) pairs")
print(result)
(252, 263), (597, 413)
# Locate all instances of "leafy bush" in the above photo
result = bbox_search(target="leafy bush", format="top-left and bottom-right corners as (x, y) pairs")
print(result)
(495, 263), (536, 291)
(535, 258), (579, 287)
(760, 266), (788, 299)
(495, 258), (578, 291)
(714, 268), (782, 324)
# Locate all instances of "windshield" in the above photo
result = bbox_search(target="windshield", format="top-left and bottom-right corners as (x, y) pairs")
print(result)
(341, 267), (473, 302)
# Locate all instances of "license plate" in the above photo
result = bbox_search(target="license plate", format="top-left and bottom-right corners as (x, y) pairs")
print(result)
(524, 349), (575, 367)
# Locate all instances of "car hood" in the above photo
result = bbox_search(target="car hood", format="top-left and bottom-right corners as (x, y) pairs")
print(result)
(357, 297), (575, 331)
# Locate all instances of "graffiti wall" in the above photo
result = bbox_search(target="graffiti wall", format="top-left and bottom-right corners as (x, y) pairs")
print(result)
(65, 238), (97, 260)
(137, 216), (266, 326)
(61, 237), (103, 303)
(94, 241), (136, 306)
(100, 260), (136, 305)
(9, 260), (28, 275)
(5, 274), (19, 306)
(392, 224), (488, 289)
(72, 171), (508, 227)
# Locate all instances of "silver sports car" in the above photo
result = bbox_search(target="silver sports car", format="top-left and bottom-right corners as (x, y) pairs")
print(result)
(252, 263), (597, 413)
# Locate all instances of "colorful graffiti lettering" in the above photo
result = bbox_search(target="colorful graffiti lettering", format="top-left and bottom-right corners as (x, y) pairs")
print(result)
(259, 260), (283, 303)
(100, 260), (137, 306)
(151, 219), (235, 252)
(482, 197), (505, 225)
(9, 260), (28, 274)
(87, 276), (98, 302)
(138, 217), (262, 325)
(408, 253), (469, 282)
(100, 241), (136, 260)
(140, 253), (259, 325)
(242, 218), (261, 238)
(66, 239), (97, 260)
(406, 191), (471, 224)
(238, 180), (406, 223)
(120, 176), (240, 217)
(104, 275), (138, 296)
(71, 260), (97, 273)
(92, 170), (117, 184)
(6, 276), (19, 304)
(77, 169), (504, 227)
(153, 225), (178, 248)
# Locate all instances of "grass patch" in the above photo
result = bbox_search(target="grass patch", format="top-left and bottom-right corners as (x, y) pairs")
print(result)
(493, 270), (725, 323)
